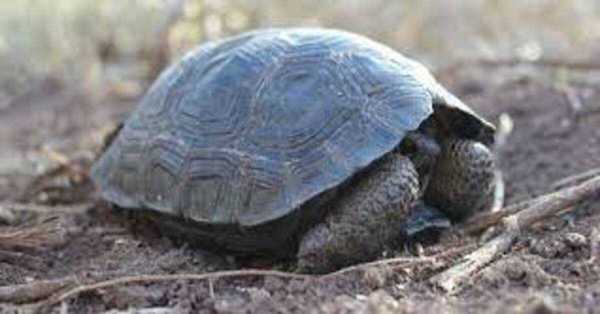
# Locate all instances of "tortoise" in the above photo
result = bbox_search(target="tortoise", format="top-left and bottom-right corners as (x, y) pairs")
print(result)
(92, 28), (497, 273)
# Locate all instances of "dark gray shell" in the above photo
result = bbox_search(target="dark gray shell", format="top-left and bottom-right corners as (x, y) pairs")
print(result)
(92, 28), (494, 227)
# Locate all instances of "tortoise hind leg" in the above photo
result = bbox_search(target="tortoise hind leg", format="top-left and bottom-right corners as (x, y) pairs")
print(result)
(425, 139), (496, 221)
(297, 152), (420, 273)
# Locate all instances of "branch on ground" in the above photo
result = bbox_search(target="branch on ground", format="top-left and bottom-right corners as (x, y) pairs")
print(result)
(464, 175), (600, 235)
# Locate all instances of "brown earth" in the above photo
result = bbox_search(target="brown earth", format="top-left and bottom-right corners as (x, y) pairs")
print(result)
(0, 66), (599, 313)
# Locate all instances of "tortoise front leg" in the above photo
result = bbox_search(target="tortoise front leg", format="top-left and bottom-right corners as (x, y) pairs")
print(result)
(425, 139), (496, 221)
(297, 152), (420, 273)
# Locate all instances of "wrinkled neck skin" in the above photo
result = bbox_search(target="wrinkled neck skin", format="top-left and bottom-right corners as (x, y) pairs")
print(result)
(399, 119), (441, 196)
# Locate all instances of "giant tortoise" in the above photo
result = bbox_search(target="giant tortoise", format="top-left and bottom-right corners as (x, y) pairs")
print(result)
(92, 28), (497, 273)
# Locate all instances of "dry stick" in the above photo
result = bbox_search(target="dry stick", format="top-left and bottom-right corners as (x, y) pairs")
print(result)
(463, 194), (549, 235)
(45, 270), (313, 307)
(0, 219), (59, 250)
(490, 113), (513, 213)
(39, 250), (462, 308)
(431, 175), (600, 293)
(0, 277), (77, 303)
(463, 174), (599, 235)
(0, 215), (70, 250)
(40, 146), (88, 179)
(321, 243), (474, 280)
(552, 167), (600, 190)
(320, 256), (436, 280)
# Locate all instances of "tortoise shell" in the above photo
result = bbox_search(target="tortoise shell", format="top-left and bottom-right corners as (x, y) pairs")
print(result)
(91, 28), (494, 227)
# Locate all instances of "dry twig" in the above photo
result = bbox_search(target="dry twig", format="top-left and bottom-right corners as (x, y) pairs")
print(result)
(40, 146), (88, 181)
(321, 244), (473, 280)
(464, 175), (600, 235)
(552, 167), (600, 190)
(321, 256), (436, 280)
(489, 113), (512, 213)
(44, 270), (312, 308)
(431, 175), (600, 293)
(9, 249), (458, 308)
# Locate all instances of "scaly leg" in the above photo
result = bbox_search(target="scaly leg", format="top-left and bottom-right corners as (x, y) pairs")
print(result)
(425, 139), (496, 221)
(297, 152), (420, 273)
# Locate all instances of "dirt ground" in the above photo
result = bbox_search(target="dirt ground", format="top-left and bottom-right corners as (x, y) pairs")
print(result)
(0, 66), (599, 313)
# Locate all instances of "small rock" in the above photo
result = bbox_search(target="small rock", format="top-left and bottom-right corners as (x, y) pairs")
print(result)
(531, 239), (568, 258)
(563, 232), (587, 249)
(525, 294), (559, 314)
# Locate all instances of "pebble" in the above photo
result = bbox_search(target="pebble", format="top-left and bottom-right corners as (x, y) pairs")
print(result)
(563, 232), (587, 249)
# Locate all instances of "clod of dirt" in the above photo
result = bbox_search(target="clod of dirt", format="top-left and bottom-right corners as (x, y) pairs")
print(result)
(562, 232), (587, 249)
(101, 285), (163, 310)
(362, 266), (392, 289)
(530, 237), (570, 259)
(476, 255), (557, 289)
(523, 294), (560, 314)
